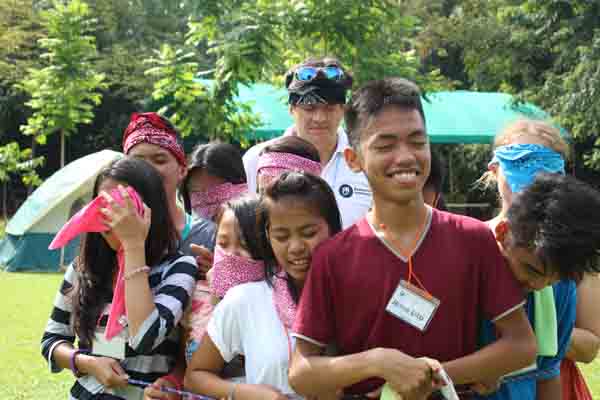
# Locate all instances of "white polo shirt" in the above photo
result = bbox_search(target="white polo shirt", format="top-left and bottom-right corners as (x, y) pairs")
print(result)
(243, 126), (372, 228)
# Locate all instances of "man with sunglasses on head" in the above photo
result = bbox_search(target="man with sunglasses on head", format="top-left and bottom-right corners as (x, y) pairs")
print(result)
(243, 56), (372, 228)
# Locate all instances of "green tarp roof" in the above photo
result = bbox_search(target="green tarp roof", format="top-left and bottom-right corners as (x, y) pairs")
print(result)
(203, 80), (556, 143)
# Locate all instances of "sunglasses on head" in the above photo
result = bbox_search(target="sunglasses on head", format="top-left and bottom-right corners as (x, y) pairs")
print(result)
(295, 65), (344, 82)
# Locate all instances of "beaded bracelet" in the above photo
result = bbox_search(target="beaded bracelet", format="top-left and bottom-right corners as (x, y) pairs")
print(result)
(70, 349), (90, 378)
(123, 266), (150, 281)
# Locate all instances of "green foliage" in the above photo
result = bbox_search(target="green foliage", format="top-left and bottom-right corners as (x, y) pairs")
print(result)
(439, 0), (600, 169)
(144, 43), (262, 145)
(0, 142), (44, 187)
(19, 0), (106, 148)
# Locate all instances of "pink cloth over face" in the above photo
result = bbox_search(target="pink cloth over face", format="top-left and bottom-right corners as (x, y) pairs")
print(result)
(49, 186), (144, 340)
(272, 272), (297, 329)
(256, 152), (322, 186)
(209, 245), (265, 298)
(190, 182), (249, 220)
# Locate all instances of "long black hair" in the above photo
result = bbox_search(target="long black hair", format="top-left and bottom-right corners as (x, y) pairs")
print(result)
(73, 156), (179, 346)
(507, 172), (600, 282)
(259, 171), (342, 302)
(214, 196), (263, 261)
(180, 143), (246, 214)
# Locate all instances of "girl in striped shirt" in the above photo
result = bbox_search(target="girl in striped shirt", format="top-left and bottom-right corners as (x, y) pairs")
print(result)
(41, 157), (197, 400)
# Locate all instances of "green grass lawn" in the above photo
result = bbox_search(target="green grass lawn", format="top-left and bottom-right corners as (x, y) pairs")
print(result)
(1, 272), (599, 399)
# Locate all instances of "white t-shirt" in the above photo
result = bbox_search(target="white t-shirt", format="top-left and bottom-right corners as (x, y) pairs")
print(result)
(207, 281), (300, 397)
(243, 127), (372, 228)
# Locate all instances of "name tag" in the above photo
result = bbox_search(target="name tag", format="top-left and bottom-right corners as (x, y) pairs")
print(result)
(386, 280), (440, 332)
(92, 330), (128, 360)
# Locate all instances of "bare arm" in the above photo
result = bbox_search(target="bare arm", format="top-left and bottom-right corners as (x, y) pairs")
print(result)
(537, 376), (562, 400)
(443, 307), (537, 384)
(184, 334), (288, 400)
(567, 274), (600, 363)
(288, 339), (438, 399)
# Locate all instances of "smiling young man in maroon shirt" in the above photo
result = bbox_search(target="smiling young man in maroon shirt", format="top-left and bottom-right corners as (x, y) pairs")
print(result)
(288, 78), (537, 399)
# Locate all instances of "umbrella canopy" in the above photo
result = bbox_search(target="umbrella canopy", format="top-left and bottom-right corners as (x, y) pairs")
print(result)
(200, 80), (556, 143)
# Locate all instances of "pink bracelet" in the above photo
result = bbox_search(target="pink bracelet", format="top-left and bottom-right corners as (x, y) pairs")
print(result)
(123, 266), (150, 280)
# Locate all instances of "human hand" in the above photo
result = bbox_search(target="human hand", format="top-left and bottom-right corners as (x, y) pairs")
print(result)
(100, 185), (150, 248)
(376, 349), (437, 400)
(190, 244), (213, 274)
(82, 355), (129, 389)
(143, 377), (180, 400)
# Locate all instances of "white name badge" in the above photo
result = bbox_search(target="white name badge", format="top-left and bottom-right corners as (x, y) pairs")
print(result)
(386, 280), (440, 332)
(92, 330), (128, 360)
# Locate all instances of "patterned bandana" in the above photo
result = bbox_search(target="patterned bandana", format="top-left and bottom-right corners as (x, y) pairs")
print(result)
(122, 112), (186, 166)
(272, 272), (297, 329)
(210, 245), (266, 298)
(190, 183), (249, 220)
(489, 144), (565, 193)
(257, 152), (322, 187)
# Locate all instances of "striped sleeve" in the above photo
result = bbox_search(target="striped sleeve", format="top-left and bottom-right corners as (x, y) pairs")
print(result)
(129, 255), (197, 354)
(41, 263), (78, 373)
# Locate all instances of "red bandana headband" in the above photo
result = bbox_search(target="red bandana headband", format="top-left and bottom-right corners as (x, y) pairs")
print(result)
(122, 112), (187, 167)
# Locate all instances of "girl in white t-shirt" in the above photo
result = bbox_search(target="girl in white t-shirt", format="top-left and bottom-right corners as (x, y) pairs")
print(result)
(184, 171), (342, 400)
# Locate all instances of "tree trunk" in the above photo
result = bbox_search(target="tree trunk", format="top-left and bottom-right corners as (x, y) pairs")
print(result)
(61, 130), (65, 168)
(2, 181), (7, 221)
(28, 137), (36, 195)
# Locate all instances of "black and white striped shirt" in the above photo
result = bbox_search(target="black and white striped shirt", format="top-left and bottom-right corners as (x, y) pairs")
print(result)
(41, 253), (197, 400)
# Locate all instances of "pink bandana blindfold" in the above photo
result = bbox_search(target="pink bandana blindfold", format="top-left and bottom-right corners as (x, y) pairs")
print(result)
(209, 245), (265, 298)
(49, 186), (145, 340)
(190, 183), (249, 220)
(256, 152), (322, 183)
(272, 272), (297, 329)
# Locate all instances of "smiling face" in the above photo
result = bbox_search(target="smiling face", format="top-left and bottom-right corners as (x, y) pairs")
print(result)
(216, 208), (253, 258)
(266, 198), (331, 287)
(346, 106), (430, 205)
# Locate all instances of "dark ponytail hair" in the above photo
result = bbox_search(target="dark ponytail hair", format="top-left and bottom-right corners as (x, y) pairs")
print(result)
(259, 171), (342, 302)
(73, 156), (179, 346)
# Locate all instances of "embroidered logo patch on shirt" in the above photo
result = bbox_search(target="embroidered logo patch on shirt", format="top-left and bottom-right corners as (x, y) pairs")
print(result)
(339, 184), (354, 198)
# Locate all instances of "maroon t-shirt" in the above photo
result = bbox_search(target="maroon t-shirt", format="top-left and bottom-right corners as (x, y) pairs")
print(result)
(293, 209), (525, 394)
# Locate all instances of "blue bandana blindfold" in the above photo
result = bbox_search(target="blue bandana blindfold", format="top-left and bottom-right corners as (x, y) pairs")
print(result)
(489, 144), (565, 193)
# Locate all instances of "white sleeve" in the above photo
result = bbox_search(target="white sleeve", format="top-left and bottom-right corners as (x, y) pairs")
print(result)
(206, 287), (246, 362)
(242, 144), (263, 194)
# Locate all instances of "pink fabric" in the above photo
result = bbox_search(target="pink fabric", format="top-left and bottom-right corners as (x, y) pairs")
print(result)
(272, 272), (297, 329)
(49, 186), (144, 340)
(209, 245), (265, 298)
(190, 183), (249, 220)
(256, 152), (322, 185)
(185, 280), (214, 342)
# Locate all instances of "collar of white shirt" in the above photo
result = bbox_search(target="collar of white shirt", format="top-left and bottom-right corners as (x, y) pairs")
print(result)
(283, 125), (349, 157)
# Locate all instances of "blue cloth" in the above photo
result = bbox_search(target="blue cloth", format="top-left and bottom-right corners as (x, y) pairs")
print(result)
(476, 280), (576, 400)
(489, 144), (565, 193)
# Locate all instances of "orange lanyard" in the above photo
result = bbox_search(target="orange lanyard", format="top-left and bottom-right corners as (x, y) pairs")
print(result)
(379, 212), (431, 296)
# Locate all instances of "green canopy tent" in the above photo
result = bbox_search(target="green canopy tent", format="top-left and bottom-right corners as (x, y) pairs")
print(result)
(216, 80), (553, 143)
